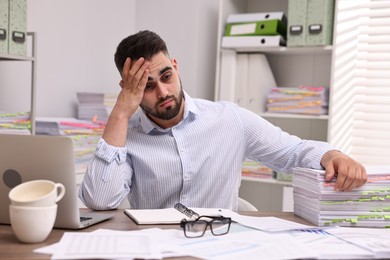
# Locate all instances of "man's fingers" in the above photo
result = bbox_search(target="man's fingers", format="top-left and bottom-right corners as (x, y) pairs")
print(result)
(121, 57), (131, 81)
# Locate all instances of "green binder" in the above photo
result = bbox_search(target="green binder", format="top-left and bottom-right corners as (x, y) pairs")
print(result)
(8, 0), (27, 56)
(287, 0), (308, 47)
(225, 19), (286, 39)
(288, 0), (335, 47)
(306, 0), (335, 46)
(0, 0), (8, 54)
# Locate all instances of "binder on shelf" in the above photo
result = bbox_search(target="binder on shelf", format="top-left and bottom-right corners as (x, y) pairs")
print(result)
(287, 0), (335, 47)
(234, 53), (248, 107)
(225, 19), (286, 38)
(246, 54), (276, 114)
(0, 0), (8, 54)
(227, 11), (287, 25)
(222, 35), (286, 48)
(8, 0), (27, 56)
(306, 0), (335, 46)
(287, 0), (308, 47)
(217, 49), (236, 102)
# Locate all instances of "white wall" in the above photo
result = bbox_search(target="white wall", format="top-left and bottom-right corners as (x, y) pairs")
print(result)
(0, 0), (220, 118)
(135, 0), (219, 100)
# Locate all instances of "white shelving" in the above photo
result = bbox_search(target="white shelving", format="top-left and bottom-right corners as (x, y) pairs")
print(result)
(215, 0), (335, 210)
(0, 32), (36, 134)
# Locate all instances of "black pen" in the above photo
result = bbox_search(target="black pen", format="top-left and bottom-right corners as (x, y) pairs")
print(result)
(174, 203), (200, 219)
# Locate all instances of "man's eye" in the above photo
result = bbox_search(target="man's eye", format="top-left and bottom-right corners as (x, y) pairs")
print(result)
(145, 83), (153, 90)
(162, 73), (171, 81)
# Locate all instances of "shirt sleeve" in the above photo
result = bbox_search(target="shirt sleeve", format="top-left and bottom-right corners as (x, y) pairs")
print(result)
(239, 107), (333, 173)
(78, 138), (132, 210)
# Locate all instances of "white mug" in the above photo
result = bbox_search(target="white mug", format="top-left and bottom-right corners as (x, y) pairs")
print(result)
(9, 179), (65, 207)
(9, 204), (58, 243)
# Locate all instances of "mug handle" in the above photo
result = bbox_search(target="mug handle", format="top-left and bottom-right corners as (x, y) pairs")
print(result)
(55, 183), (66, 203)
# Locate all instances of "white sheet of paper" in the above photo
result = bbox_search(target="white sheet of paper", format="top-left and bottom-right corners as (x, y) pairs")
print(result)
(50, 232), (161, 260)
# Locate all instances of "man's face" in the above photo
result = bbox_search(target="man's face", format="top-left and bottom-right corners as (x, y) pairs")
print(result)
(140, 52), (184, 123)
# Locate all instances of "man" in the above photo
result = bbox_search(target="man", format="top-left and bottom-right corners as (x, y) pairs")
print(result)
(79, 30), (367, 211)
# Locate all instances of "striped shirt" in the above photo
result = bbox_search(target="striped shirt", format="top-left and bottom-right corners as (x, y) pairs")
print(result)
(79, 92), (332, 211)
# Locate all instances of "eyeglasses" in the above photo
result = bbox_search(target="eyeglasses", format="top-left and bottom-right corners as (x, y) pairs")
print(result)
(180, 215), (232, 238)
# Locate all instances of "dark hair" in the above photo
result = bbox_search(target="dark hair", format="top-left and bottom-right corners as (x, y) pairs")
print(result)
(114, 30), (169, 72)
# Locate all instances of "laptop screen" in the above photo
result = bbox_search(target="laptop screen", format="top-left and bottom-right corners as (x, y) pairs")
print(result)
(0, 134), (83, 228)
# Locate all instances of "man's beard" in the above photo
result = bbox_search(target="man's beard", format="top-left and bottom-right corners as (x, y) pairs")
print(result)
(141, 88), (184, 121)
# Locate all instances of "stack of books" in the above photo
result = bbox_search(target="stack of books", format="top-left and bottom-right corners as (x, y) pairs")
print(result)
(266, 86), (329, 115)
(0, 111), (31, 135)
(222, 12), (287, 48)
(292, 166), (390, 227)
(77, 92), (117, 123)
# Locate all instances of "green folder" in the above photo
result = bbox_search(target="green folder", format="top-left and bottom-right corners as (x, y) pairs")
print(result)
(306, 0), (335, 46)
(225, 19), (286, 39)
(287, 0), (308, 47)
(8, 0), (27, 56)
(0, 0), (8, 54)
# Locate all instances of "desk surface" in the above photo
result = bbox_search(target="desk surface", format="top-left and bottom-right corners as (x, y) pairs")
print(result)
(0, 209), (312, 259)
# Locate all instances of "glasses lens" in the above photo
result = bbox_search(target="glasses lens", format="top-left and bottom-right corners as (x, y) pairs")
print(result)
(184, 220), (207, 238)
(210, 218), (231, 236)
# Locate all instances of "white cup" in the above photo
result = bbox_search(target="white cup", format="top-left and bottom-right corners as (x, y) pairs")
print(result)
(9, 180), (65, 207)
(9, 204), (58, 243)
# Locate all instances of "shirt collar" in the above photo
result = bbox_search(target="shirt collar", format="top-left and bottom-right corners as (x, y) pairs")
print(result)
(137, 91), (200, 134)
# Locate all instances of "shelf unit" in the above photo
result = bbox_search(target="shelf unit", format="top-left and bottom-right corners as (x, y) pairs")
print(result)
(0, 32), (36, 134)
(215, 0), (335, 210)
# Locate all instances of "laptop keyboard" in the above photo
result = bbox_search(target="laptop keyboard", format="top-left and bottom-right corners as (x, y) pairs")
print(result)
(80, 216), (93, 222)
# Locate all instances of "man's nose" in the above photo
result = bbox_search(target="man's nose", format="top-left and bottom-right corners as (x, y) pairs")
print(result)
(156, 84), (169, 99)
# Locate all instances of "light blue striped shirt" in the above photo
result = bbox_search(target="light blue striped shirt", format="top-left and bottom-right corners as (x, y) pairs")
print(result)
(79, 92), (332, 211)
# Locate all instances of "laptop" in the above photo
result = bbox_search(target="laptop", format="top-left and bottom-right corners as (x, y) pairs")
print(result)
(0, 134), (113, 229)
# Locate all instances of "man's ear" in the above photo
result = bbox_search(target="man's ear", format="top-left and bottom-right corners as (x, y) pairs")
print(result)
(171, 58), (178, 72)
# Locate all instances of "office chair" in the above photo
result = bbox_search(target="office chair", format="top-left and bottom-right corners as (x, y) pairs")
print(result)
(238, 197), (258, 211)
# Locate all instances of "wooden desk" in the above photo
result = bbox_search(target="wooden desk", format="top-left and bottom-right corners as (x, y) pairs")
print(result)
(0, 209), (313, 259)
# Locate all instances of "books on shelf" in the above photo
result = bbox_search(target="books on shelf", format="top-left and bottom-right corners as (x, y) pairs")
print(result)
(292, 166), (390, 227)
(266, 86), (329, 115)
(0, 111), (31, 135)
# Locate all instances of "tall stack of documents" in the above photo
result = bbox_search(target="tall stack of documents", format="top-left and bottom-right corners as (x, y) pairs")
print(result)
(222, 12), (287, 48)
(292, 166), (390, 227)
(77, 92), (117, 123)
(36, 117), (105, 174)
(0, 111), (31, 134)
(266, 85), (329, 115)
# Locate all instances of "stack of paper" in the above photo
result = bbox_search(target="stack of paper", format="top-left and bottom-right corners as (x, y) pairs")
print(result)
(0, 111), (31, 135)
(36, 117), (104, 174)
(292, 166), (390, 227)
(241, 160), (274, 180)
(77, 92), (117, 123)
(222, 12), (287, 48)
(266, 86), (329, 115)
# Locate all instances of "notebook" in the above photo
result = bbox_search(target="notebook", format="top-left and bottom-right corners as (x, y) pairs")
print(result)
(124, 208), (227, 225)
(0, 134), (113, 229)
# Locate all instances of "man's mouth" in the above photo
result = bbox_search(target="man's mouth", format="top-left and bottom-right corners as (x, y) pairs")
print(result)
(159, 98), (174, 108)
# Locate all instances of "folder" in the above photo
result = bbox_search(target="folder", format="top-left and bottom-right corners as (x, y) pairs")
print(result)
(222, 35), (286, 48)
(227, 11), (287, 25)
(287, 0), (308, 47)
(8, 0), (27, 56)
(234, 54), (248, 107)
(306, 0), (335, 46)
(0, 0), (8, 54)
(225, 19), (286, 38)
(246, 54), (276, 114)
(218, 49), (236, 102)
